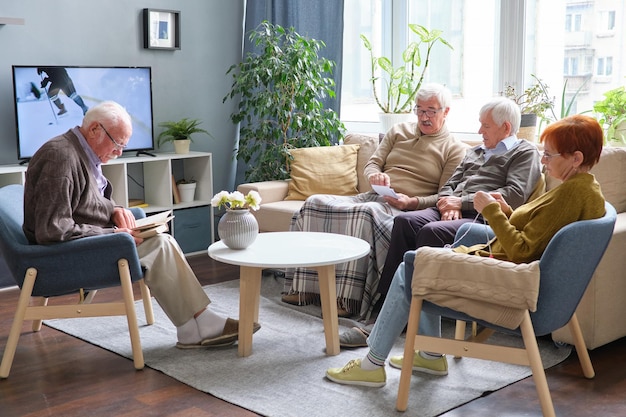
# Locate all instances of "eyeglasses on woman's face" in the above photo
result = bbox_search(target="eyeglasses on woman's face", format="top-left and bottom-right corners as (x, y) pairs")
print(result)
(541, 151), (561, 161)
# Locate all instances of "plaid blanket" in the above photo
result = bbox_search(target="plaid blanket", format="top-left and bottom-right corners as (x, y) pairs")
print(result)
(282, 192), (397, 319)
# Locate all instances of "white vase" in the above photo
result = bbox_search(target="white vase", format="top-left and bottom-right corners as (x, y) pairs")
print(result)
(178, 182), (196, 202)
(218, 209), (259, 249)
(379, 113), (414, 134)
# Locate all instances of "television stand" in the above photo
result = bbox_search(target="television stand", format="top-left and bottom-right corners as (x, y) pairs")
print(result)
(136, 150), (157, 157)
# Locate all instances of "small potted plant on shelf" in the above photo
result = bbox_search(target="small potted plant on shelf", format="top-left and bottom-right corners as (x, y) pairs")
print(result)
(156, 118), (213, 154)
(176, 178), (197, 203)
(360, 23), (453, 132)
(593, 86), (626, 146)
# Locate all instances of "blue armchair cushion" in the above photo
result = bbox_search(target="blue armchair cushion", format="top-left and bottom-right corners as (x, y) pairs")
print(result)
(0, 184), (144, 297)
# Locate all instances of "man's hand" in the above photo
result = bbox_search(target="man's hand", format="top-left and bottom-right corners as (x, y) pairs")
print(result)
(368, 172), (391, 187)
(437, 196), (461, 212)
(113, 227), (145, 246)
(383, 193), (415, 211)
(112, 207), (137, 229)
(437, 196), (463, 220)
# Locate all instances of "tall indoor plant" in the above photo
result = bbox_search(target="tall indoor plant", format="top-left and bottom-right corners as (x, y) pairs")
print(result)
(361, 23), (453, 131)
(224, 21), (345, 182)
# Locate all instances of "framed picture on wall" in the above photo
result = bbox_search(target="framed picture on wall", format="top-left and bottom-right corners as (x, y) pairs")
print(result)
(143, 8), (180, 50)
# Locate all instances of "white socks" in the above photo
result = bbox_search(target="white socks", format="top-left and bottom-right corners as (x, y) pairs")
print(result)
(176, 317), (201, 345)
(195, 309), (227, 339)
(176, 308), (228, 343)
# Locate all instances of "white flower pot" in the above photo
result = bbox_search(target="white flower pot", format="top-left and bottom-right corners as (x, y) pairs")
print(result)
(178, 182), (196, 202)
(379, 113), (414, 134)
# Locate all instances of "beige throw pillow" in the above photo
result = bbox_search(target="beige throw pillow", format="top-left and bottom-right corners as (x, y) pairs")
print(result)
(285, 145), (360, 200)
(344, 133), (379, 193)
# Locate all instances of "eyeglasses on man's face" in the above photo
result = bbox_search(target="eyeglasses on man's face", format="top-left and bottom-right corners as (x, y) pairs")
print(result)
(99, 123), (127, 151)
(541, 151), (561, 161)
(413, 107), (443, 118)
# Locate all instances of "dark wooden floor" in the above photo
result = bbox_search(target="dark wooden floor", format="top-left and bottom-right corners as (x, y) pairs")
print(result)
(1, 255), (625, 417)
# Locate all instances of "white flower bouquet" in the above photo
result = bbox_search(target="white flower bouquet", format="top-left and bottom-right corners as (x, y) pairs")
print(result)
(211, 190), (262, 211)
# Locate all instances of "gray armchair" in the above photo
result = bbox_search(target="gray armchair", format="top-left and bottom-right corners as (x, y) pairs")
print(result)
(0, 184), (154, 378)
(396, 202), (617, 417)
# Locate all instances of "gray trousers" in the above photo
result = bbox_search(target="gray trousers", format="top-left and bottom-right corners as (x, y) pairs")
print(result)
(136, 233), (210, 326)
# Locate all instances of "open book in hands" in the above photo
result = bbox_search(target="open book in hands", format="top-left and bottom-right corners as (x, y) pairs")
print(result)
(132, 210), (174, 239)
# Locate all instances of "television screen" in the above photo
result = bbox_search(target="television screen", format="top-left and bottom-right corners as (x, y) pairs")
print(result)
(12, 65), (154, 160)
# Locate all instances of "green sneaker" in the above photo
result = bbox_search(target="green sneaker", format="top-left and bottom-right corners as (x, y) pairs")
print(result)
(389, 351), (448, 376)
(326, 359), (386, 387)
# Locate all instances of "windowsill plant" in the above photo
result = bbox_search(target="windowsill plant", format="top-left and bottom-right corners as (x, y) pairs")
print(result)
(361, 23), (453, 114)
(593, 86), (626, 145)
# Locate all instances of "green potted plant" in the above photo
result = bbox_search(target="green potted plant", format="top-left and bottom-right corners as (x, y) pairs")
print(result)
(593, 86), (626, 146)
(502, 75), (554, 141)
(157, 118), (213, 154)
(360, 23), (453, 131)
(224, 21), (345, 182)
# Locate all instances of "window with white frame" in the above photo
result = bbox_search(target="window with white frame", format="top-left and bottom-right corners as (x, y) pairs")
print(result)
(597, 57), (613, 76)
(564, 57), (579, 76)
(565, 12), (583, 32)
(341, 0), (626, 137)
(599, 10), (616, 31)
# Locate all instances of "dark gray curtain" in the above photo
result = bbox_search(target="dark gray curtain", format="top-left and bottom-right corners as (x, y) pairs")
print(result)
(244, 0), (344, 114)
(234, 0), (345, 184)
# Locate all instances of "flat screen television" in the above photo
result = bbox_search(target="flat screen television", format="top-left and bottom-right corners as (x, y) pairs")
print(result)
(12, 65), (155, 161)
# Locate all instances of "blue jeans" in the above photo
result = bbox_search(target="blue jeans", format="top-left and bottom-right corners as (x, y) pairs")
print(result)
(367, 258), (441, 360)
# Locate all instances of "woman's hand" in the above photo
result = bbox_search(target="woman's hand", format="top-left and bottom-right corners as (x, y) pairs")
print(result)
(473, 191), (511, 214)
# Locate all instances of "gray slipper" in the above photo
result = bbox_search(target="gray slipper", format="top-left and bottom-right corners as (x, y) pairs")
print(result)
(339, 326), (370, 348)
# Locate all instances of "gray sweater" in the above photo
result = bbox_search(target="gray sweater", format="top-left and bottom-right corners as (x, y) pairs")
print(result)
(23, 130), (117, 244)
(439, 139), (542, 212)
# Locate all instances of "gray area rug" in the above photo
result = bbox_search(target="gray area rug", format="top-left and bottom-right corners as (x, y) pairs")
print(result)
(45, 275), (571, 417)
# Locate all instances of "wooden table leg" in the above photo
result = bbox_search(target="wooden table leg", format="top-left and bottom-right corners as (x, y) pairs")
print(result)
(238, 266), (262, 357)
(316, 264), (340, 356)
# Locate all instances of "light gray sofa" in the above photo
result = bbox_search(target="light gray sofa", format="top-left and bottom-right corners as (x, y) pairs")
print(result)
(237, 133), (379, 232)
(238, 136), (626, 350)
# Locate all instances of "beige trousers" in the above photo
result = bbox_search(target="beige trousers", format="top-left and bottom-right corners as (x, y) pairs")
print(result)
(136, 233), (210, 326)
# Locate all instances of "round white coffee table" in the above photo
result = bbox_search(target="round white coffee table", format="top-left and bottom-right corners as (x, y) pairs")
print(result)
(208, 231), (370, 357)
